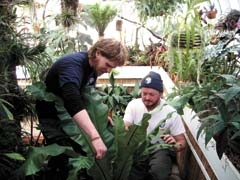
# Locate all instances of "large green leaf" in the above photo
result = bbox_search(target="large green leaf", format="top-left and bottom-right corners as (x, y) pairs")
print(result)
(224, 86), (240, 104)
(113, 113), (151, 180)
(197, 114), (227, 147)
(196, 114), (219, 141)
(80, 87), (115, 180)
(67, 156), (94, 180)
(4, 153), (25, 161)
(26, 81), (56, 101)
(167, 93), (193, 115)
(229, 130), (240, 153)
(18, 144), (77, 176)
(0, 98), (14, 120)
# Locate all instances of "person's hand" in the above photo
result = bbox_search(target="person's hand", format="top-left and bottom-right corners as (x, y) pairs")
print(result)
(91, 137), (107, 159)
(124, 122), (132, 131)
(161, 134), (176, 144)
(108, 116), (114, 126)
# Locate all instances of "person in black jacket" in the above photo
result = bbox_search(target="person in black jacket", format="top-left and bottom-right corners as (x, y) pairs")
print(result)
(35, 38), (128, 179)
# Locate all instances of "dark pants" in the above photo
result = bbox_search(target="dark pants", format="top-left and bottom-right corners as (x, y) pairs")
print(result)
(128, 149), (176, 180)
(38, 117), (91, 180)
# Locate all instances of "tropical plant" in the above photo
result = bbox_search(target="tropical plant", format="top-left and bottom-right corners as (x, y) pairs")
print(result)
(202, 31), (240, 81)
(99, 70), (140, 118)
(166, 0), (207, 83)
(0, 0), (52, 119)
(168, 75), (240, 159)
(42, 1), (93, 57)
(0, 119), (26, 180)
(167, 10), (240, 171)
(125, 41), (169, 67)
(43, 28), (93, 57)
(23, 0), (93, 58)
(17, 81), (151, 180)
(134, 0), (184, 21)
(58, 0), (79, 28)
(0, 2), (53, 179)
(86, 3), (117, 38)
(55, 10), (80, 28)
(0, 96), (13, 120)
(198, 2), (218, 24)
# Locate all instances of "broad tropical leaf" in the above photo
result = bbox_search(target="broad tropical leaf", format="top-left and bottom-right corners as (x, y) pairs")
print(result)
(18, 144), (77, 176)
(113, 113), (151, 180)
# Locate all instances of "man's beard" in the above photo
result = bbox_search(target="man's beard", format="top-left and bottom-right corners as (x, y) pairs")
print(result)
(144, 100), (160, 111)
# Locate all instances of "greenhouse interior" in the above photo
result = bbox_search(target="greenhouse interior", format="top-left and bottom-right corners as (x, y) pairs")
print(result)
(1, 0), (240, 180)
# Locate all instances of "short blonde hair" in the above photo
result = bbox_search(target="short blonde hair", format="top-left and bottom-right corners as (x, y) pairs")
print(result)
(88, 38), (128, 66)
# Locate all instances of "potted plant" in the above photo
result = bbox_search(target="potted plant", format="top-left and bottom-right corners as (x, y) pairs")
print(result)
(199, 3), (217, 21)
(134, 0), (183, 21)
(58, 0), (79, 28)
(85, 3), (117, 38)
(166, 0), (205, 83)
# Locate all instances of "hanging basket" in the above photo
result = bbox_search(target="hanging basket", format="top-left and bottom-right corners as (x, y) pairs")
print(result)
(207, 10), (217, 19)
(171, 31), (203, 49)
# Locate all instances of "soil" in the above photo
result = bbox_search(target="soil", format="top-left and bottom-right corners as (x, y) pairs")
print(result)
(225, 148), (240, 173)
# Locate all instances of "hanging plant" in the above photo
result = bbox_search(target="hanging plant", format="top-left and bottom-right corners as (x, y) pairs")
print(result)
(55, 10), (79, 28)
(59, 0), (79, 28)
(198, 3), (217, 25)
(171, 31), (203, 49)
(135, 0), (183, 21)
(61, 0), (78, 16)
(206, 7), (217, 19)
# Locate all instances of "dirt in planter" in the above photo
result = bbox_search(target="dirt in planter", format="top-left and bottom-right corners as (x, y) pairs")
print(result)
(225, 148), (240, 173)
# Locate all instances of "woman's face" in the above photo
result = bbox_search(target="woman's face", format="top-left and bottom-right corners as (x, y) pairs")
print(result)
(92, 50), (118, 76)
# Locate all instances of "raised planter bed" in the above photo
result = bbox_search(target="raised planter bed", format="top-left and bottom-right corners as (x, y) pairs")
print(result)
(180, 107), (240, 180)
(97, 66), (174, 93)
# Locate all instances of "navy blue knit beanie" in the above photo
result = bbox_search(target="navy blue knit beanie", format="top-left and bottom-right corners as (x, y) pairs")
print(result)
(140, 71), (163, 92)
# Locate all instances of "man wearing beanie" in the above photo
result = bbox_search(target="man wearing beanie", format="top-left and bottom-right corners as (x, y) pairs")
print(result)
(124, 71), (186, 180)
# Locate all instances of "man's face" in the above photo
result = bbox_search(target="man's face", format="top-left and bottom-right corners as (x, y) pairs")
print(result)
(141, 87), (162, 111)
(93, 50), (118, 76)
